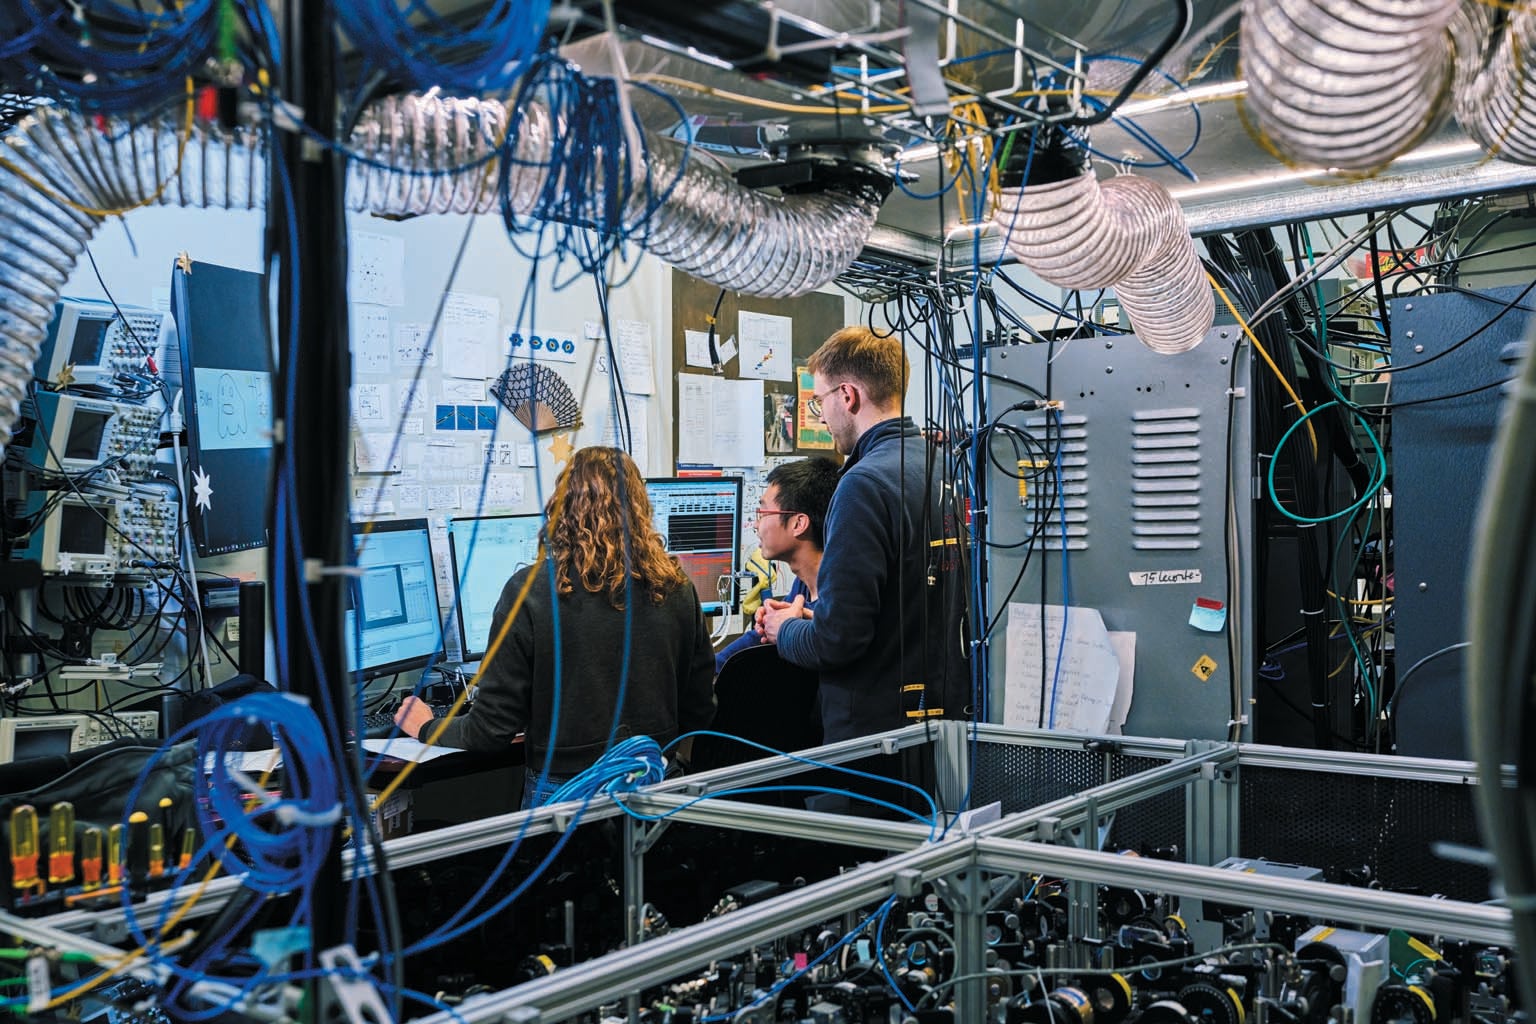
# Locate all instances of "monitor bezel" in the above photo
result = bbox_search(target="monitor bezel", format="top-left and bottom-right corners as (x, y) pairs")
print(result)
(644, 475), (745, 616)
(447, 512), (545, 663)
(348, 516), (446, 681)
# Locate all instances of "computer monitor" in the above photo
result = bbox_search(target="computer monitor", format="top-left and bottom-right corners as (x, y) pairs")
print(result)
(447, 513), (543, 662)
(345, 518), (445, 679)
(645, 477), (743, 616)
(170, 260), (274, 557)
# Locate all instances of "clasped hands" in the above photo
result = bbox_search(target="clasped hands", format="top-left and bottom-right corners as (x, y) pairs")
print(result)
(754, 593), (813, 643)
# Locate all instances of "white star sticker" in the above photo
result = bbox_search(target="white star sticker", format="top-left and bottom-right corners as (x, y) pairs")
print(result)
(193, 467), (213, 512)
(56, 552), (74, 574)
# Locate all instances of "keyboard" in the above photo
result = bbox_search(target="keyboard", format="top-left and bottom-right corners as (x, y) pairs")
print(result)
(362, 712), (400, 739)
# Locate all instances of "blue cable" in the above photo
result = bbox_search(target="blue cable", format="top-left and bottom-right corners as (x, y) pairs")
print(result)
(1047, 409), (1070, 728)
(874, 896), (919, 1013)
(697, 897), (898, 1022)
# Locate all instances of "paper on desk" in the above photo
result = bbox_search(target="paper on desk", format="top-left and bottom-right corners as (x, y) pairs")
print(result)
(1004, 603), (1121, 733)
(363, 736), (463, 762)
(203, 749), (283, 774)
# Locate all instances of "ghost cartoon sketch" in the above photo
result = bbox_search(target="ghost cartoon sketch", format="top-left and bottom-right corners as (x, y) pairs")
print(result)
(217, 373), (248, 439)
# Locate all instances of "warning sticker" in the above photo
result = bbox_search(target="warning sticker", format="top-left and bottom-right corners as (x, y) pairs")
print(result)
(1191, 655), (1218, 681)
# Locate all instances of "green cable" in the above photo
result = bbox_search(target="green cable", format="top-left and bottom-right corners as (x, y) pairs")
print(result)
(1333, 500), (1378, 731)
(1268, 401), (1387, 524)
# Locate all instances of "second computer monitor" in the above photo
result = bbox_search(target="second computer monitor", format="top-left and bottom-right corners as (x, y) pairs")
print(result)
(448, 513), (544, 662)
(645, 477), (743, 616)
(346, 518), (445, 679)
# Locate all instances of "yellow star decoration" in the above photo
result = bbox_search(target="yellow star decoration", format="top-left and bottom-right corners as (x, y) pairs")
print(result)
(546, 431), (576, 469)
(56, 365), (76, 387)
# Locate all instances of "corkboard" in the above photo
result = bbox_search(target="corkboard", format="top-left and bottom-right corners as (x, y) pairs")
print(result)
(670, 269), (849, 469)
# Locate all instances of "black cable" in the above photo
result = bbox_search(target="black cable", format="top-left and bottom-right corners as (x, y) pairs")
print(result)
(1385, 641), (1470, 720)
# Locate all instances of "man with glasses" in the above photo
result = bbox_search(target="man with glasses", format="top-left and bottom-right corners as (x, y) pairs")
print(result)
(759, 326), (967, 742)
(716, 458), (839, 672)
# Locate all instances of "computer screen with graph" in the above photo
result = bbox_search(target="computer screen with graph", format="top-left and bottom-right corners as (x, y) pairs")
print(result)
(448, 513), (544, 662)
(345, 518), (445, 679)
(645, 477), (743, 616)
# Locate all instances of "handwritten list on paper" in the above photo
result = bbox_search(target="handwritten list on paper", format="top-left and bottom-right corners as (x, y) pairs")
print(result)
(1004, 603), (1124, 734)
(355, 433), (402, 474)
(614, 319), (656, 394)
(677, 375), (764, 468)
(442, 292), (500, 377)
(353, 305), (393, 375)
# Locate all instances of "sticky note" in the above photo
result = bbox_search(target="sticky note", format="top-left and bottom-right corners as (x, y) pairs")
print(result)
(1189, 597), (1227, 632)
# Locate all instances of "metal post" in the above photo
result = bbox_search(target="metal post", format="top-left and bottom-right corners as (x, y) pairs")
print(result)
(948, 868), (988, 1023)
(623, 816), (646, 1022)
(273, 0), (351, 974)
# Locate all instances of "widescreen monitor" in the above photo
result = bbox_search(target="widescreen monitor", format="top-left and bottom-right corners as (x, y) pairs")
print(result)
(644, 477), (743, 616)
(346, 518), (445, 679)
(448, 513), (543, 662)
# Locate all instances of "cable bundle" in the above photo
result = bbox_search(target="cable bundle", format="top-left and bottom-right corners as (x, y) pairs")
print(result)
(333, 0), (550, 94)
(541, 736), (666, 805)
(193, 692), (340, 892)
(0, 0), (218, 114)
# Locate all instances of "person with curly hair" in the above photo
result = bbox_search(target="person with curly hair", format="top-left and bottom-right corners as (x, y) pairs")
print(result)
(394, 446), (715, 805)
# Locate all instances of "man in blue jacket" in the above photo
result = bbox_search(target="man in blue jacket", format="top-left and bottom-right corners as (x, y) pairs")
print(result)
(760, 326), (968, 742)
(717, 457), (839, 673)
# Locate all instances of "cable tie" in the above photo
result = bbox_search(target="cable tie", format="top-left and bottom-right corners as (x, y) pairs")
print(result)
(304, 560), (364, 583)
(1300, 607), (1325, 616)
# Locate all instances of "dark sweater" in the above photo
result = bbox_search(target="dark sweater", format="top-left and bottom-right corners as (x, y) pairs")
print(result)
(435, 558), (717, 774)
(776, 417), (968, 742)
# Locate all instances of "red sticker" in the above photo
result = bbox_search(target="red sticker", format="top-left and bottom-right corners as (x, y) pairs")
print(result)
(1195, 597), (1225, 611)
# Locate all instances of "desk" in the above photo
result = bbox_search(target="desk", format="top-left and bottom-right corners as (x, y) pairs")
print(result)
(366, 739), (525, 828)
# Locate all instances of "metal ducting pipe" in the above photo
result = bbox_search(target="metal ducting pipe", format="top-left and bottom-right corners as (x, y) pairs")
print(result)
(1239, 0), (1460, 172)
(1, 93), (892, 449)
(994, 171), (1214, 355)
(1453, 0), (1536, 165)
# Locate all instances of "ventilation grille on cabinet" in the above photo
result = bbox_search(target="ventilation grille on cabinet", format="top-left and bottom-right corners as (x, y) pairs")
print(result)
(1131, 408), (1202, 552)
(1025, 413), (1088, 551)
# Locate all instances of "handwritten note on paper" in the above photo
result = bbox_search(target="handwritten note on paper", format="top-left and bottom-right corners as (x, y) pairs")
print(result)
(353, 306), (393, 374)
(596, 394), (650, 469)
(684, 329), (715, 369)
(486, 473), (526, 509)
(737, 311), (793, 381)
(350, 232), (405, 306)
(441, 377), (488, 404)
(355, 434), (402, 474)
(355, 383), (389, 424)
(443, 293), (500, 378)
(1004, 603), (1121, 733)
(677, 376), (763, 467)
(614, 319), (655, 395)
(394, 323), (438, 370)
(1128, 569), (1202, 586)
(426, 485), (461, 511)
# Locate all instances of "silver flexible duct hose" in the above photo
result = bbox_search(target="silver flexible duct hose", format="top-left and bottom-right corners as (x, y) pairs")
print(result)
(2, 93), (886, 447)
(1239, 0), (1460, 172)
(994, 173), (1214, 355)
(1454, 0), (1536, 165)
(345, 93), (885, 299)
(629, 140), (885, 299)
(0, 111), (265, 448)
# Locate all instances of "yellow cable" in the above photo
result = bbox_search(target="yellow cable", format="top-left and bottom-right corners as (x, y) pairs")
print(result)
(0, 79), (195, 219)
(1184, 30), (1239, 84)
(43, 753), (284, 1010)
(1208, 272), (1319, 458)
(1328, 590), (1392, 607)
(370, 540), (551, 810)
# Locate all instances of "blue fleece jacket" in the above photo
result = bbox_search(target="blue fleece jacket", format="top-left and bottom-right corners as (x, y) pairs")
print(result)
(776, 417), (966, 742)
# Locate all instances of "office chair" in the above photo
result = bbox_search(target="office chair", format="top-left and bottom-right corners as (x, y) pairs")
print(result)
(689, 643), (820, 773)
